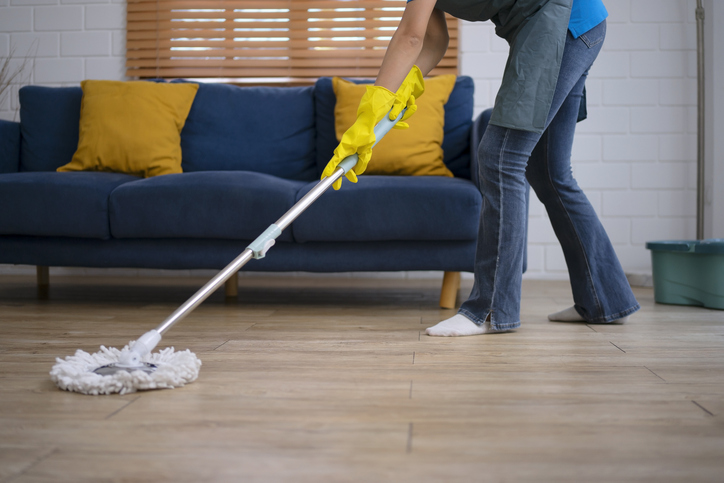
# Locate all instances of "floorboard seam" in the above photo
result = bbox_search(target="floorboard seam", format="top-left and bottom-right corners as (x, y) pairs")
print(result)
(105, 395), (141, 420)
(213, 340), (230, 351)
(610, 342), (626, 353)
(644, 366), (666, 382)
(691, 400), (715, 416)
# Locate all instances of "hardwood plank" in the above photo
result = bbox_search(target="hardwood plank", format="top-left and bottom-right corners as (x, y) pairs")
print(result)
(0, 274), (722, 482)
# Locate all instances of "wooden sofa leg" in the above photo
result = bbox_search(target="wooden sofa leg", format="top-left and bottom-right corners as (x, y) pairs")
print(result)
(225, 271), (238, 298)
(439, 271), (461, 309)
(37, 266), (49, 298)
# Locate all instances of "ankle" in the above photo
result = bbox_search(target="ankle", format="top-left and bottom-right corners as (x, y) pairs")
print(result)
(425, 314), (510, 337)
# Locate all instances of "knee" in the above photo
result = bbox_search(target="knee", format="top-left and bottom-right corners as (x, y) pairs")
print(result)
(527, 165), (581, 198)
(477, 138), (500, 180)
(476, 131), (518, 182)
(476, 125), (536, 184)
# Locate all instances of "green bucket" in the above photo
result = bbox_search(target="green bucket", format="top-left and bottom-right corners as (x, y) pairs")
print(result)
(645, 239), (724, 310)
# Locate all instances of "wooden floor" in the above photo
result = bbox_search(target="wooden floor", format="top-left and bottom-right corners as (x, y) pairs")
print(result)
(0, 274), (722, 482)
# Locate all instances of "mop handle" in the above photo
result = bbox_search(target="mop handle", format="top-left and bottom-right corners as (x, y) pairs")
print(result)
(152, 108), (406, 337)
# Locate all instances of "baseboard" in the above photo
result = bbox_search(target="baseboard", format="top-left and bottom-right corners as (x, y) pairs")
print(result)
(625, 271), (654, 287)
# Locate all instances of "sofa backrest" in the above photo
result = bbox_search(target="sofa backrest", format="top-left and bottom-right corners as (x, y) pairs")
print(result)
(175, 81), (318, 181)
(19, 86), (83, 173)
(16, 77), (474, 179)
(17, 82), (319, 181)
(0, 120), (21, 174)
(313, 76), (474, 179)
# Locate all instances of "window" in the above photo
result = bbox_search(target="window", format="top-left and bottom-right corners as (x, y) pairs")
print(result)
(126, 0), (458, 83)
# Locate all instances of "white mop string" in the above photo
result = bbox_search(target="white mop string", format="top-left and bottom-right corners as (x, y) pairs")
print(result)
(50, 342), (201, 395)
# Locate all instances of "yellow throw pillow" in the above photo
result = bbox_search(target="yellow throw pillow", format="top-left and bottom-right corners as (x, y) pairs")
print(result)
(332, 75), (456, 178)
(58, 80), (199, 178)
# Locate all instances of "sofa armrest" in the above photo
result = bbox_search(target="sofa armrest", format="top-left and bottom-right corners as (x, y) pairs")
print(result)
(469, 108), (492, 189)
(0, 119), (21, 174)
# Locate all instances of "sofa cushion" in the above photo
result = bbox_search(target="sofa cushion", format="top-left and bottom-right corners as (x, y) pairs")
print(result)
(109, 171), (305, 241)
(0, 172), (138, 239)
(292, 176), (481, 243)
(314, 76), (474, 179)
(174, 81), (317, 181)
(19, 86), (83, 172)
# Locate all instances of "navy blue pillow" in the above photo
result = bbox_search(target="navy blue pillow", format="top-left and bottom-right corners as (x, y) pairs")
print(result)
(313, 76), (474, 179)
(442, 76), (474, 179)
(0, 120), (21, 173)
(175, 81), (318, 181)
(19, 86), (83, 172)
(17, 80), (169, 173)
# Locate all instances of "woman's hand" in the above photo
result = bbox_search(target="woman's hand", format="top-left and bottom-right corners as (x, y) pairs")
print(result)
(320, 0), (448, 190)
(390, 65), (426, 130)
(320, 86), (396, 190)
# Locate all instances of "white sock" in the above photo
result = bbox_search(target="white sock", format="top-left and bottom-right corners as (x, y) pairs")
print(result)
(425, 314), (507, 337)
(548, 306), (629, 324)
(548, 306), (585, 322)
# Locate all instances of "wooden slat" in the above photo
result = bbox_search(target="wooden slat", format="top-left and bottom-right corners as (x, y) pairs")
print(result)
(126, 66), (458, 79)
(126, 38), (458, 51)
(127, 29), (403, 41)
(127, 9), (406, 22)
(125, 48), (458, 60)
(126, 56), (458, 69)
(127, 20), (402, 31)
(127, 0), (408, 9)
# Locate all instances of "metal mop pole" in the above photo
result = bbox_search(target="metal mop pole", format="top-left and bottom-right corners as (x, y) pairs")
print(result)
(152, 168), (343, 337)
(696, 0), (706, 240)
(115, 108), (406, 367)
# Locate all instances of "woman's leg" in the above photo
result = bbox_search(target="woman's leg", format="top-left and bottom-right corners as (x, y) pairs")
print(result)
(426, 125), (541, 336)
(458, 125), (541, 331)
(427, 20), (637, 335)
(526, 79), (640, 324)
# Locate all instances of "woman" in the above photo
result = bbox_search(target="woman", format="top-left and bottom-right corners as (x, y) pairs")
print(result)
(322, 0), (640, 336)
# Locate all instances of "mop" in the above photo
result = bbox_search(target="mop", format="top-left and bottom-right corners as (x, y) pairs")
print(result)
(50, 109), (405, 395)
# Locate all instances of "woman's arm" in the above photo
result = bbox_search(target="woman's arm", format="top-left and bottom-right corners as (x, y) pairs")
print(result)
(416, 8), (450, 76)
(375, 0), (448, 91)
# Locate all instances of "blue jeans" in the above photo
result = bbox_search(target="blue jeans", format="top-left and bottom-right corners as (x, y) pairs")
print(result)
(459, 20), (640, 330)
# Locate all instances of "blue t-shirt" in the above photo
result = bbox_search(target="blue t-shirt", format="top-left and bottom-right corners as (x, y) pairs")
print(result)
(568, 0), (608, 38)
(407, 0), (608, 38)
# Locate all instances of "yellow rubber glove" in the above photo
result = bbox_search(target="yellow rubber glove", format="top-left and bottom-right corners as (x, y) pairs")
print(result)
(390, 65), (425, 130)
(321, 85), (396, 190)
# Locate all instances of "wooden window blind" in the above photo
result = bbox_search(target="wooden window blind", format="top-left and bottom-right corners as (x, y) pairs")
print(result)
(126, 0), (458, 82)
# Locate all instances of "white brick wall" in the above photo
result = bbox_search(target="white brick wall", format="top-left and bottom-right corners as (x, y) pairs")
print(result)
(0, 0), (125, 123)
(0, 0), (702, 281)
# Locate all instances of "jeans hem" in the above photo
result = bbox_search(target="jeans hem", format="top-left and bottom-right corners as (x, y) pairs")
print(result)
(458, 308), (521, 331)
(577, 303), (641, 324)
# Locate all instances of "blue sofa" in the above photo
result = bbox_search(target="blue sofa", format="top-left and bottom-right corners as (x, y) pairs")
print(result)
(0, 77), (490, 306)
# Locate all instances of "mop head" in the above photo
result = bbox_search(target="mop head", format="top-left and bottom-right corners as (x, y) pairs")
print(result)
(50, 343), (202, 395)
